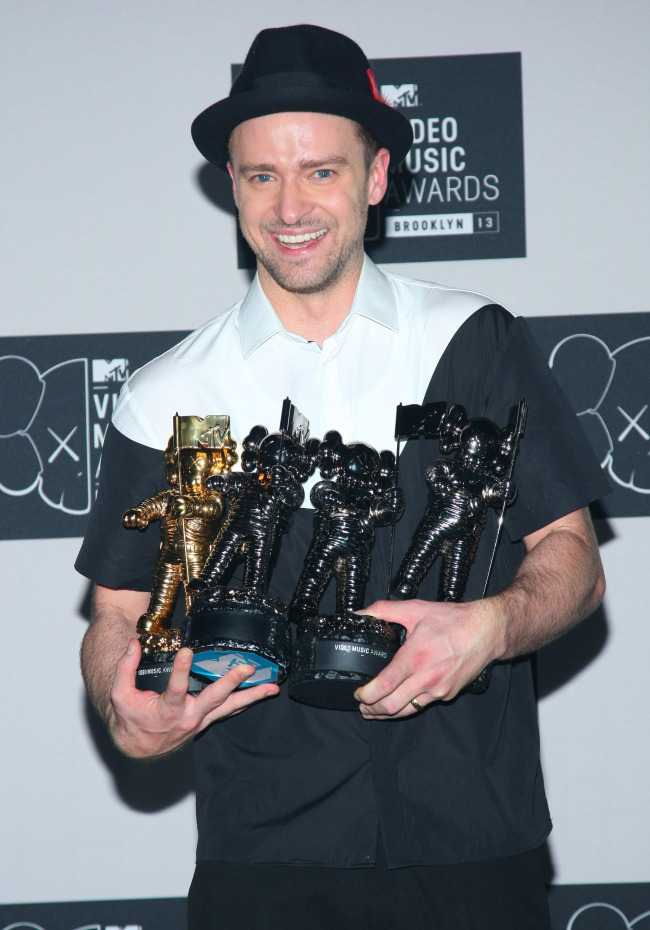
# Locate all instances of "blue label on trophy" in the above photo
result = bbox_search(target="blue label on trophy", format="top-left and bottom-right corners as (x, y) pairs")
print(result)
(191, 650), (279, 685)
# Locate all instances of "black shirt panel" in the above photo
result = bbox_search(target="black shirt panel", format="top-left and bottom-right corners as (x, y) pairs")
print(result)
(75, 423), (165, 591)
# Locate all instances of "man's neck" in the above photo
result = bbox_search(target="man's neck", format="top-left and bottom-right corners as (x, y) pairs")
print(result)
(257, 259), (364, 348)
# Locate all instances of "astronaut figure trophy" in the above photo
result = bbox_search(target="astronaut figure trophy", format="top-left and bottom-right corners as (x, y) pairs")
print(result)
(391, 402), (526, 693)
(122, 414), (237, 693)
(183, 400), (319, 689)
(288, 431), (406, 710)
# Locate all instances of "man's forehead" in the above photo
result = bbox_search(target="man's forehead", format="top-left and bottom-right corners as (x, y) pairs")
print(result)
(229, 111), (361, 148)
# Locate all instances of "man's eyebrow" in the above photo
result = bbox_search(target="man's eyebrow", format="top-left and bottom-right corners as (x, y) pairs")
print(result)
(236, 155), (353, 174)
(237, 163), (275, 174)
(299, 156), (352, 170)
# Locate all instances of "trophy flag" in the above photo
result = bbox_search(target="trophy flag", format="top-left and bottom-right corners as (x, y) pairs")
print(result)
(481, 397), (528, 597)
(173, 412), (191, 584)
(280, 397), (310, 445)
(394, 401), (448, 443)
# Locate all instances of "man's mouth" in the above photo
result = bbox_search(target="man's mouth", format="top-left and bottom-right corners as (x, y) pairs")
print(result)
(274, 228), (328, 249)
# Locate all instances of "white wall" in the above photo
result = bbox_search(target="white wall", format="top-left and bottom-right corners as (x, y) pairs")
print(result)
(1, 0), (648, 903)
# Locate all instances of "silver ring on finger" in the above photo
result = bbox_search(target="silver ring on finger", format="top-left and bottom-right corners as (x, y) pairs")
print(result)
(410, 697), (423, 712)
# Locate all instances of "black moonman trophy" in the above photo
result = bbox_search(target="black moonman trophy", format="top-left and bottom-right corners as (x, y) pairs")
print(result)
(183, 400), (319, 690)
(391, 400), (527, 693)
(122, 414), (237, 693)
(288, 431), (406, 710)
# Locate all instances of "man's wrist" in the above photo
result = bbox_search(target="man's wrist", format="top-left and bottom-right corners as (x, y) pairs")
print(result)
(473, 596), (510, 664)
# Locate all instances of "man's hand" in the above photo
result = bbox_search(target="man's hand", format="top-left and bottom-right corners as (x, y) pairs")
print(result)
(110, 639), (279, 758)
(81, 585), (279, 760)
(353, 597), (498, 719)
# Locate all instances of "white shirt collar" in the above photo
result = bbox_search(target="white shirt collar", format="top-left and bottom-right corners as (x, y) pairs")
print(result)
(238, 254), (398, 359)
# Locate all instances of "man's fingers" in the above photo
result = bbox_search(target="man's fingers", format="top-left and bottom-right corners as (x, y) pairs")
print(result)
(157, 653), (279, 724)
(112, 638), (142, 695)
(161, 647), (196, 705)
(356, 599), (404, 624)
(192, 663), (279, 716)
(193, 665), (279, 730)
(353, 646), (415, 709)
(198, 679), (280, 730)
(357, 598), (427, 635)
(194, 661), (256, 706)
(358, 682), (431, 719)
(351, 601), (429, 710)
(358, 692), (430, 720)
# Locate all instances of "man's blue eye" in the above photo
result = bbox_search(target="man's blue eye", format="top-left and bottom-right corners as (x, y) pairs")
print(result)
(315, 169), (332, 179)
(254, 174), (273, 183)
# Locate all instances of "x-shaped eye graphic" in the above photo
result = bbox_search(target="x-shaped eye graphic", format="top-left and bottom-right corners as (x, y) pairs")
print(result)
(47, 426), (80, 463)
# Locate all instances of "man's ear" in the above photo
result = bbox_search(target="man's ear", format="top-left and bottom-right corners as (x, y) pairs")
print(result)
(227, 162), (239, 208)
(368, 148), (390, 206)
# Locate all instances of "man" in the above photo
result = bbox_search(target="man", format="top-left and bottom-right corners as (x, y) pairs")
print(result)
(77, 24), (609, 930)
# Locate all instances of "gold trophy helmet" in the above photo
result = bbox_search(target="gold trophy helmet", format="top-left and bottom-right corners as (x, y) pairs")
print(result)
(164, 414), (238, 490)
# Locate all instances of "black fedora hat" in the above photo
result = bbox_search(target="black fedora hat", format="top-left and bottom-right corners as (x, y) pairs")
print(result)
(191, 24), (413, 171)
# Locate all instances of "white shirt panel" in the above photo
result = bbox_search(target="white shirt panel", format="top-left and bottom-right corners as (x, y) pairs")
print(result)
(112, 256), (499, 502)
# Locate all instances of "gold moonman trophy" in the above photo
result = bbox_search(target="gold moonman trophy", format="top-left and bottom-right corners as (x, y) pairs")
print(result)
(122, 414), (237, 693)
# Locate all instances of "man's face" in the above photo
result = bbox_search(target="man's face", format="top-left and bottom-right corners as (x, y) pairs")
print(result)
(227, 113), (389, 297)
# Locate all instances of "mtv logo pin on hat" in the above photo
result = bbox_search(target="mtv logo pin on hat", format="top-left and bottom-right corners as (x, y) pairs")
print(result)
(191, 24), (414, 171)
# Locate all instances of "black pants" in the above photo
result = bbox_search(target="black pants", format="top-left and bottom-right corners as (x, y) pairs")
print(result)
(188, 845), (551, 930)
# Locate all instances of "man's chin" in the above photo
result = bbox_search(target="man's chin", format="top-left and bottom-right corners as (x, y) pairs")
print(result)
(257, 257), (347, 296)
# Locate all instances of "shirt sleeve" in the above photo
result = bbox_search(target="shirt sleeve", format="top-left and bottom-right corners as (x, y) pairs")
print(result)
(74, 423), (166, 590)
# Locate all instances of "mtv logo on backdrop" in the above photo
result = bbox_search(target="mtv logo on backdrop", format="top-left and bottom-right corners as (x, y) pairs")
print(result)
(380, 83), (419, 107)
(92, 358), (129, 384)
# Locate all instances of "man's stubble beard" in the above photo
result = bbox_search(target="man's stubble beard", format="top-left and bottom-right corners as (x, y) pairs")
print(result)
(239, 200), (370, 296)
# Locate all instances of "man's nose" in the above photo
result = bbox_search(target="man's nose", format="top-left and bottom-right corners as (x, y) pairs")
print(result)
(274, 179), (313, 225)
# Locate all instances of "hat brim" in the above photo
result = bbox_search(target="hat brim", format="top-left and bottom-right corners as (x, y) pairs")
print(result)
(191, 87), (413, 171)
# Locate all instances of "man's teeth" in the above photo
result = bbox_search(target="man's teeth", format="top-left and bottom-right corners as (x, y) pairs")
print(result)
(276, 229), (327, 245)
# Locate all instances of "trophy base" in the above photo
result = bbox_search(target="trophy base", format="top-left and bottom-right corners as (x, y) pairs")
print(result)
(465, 662), (492, 694)
(183, 587), (292, 690)
(288, 612), (406, 710)
(135, 651), (204, 695)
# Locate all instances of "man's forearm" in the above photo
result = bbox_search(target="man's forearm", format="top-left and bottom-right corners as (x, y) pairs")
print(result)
(488, 507), (606, 663)
(80, 586), (147, 727)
